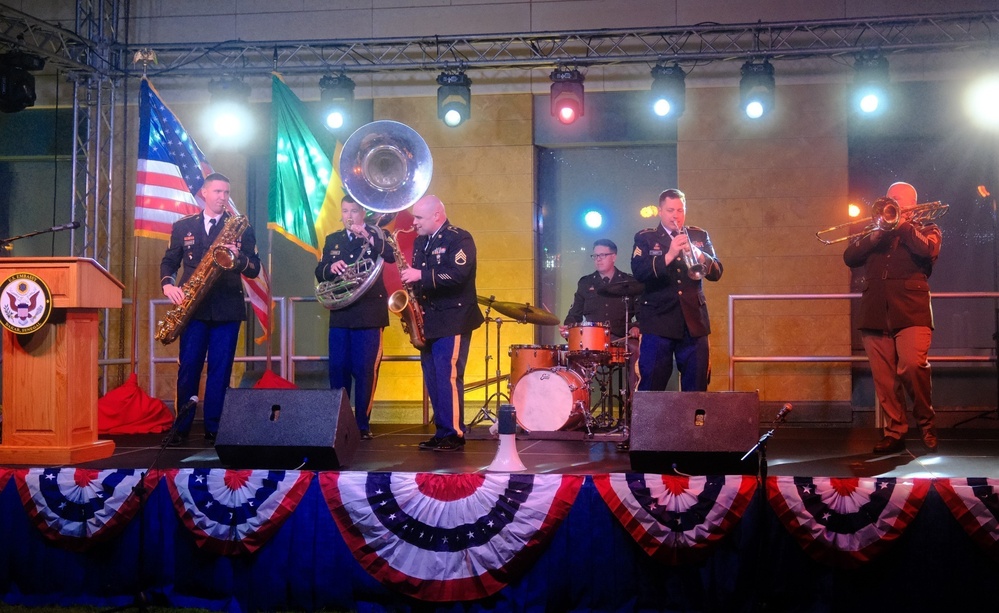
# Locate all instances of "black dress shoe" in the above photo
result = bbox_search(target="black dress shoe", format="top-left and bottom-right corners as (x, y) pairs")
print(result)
(204, 431), (217, 443)
(616, 440), (630, 452)
(418, 436), (442, 450)
(921, 428), (938, 452)
(359, 430), (374, 440)
(872, 436), (905, 454)
(434, 435), (466, 452)
(162, 432), (189, 447)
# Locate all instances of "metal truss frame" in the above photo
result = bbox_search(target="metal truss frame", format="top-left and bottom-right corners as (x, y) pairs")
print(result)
(124, 11), (999, 78)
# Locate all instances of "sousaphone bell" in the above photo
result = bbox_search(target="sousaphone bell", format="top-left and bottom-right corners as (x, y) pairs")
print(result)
(339, 120), (433, 214)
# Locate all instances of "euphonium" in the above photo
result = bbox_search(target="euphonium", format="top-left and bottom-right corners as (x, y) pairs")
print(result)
(314, 225), (386, 310)
(385, 231), (426, 350)
(155, 214), (249, 344)
(681, 226), (705, 280)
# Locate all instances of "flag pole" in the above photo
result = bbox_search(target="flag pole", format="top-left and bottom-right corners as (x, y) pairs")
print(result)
(130, 235), (141, 373)
(266, 227), (275, 372)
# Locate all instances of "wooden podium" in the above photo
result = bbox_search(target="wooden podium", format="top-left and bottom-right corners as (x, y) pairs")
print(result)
(0, 258), (123, 465)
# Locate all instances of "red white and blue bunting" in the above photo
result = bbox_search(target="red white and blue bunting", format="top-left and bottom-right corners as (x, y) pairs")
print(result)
(320, 472), (583, 602)
(767, 476), (931, 567)
(165, 468), (312, 556)
(0, 468), (12, 492)
(593, 473), (757, 564)
(15, 468), (160, 551)
(934, 478), (999, 558)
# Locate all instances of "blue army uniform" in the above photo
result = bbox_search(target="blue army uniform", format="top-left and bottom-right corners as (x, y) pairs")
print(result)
(160, 211), (260, 438)
(411, 221), (484, 444)
(315, 226), (395, 435)
(630, 224), (722, 392)
(564, 268), (638, 338)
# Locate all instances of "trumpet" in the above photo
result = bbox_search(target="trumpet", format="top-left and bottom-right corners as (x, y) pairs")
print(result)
(681, 226), (705, 280)
(815, 199), (948, 245)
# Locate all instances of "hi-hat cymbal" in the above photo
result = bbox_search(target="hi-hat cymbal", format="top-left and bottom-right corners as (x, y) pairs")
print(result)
(489, 301), (560, 325)
(477, 295), (497, 307)
(597, 279), (645, 297)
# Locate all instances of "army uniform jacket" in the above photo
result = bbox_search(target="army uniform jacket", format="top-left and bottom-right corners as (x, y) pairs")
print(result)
(160, 212), (260, 322)
(411, 221), (484, 340)
(564, 267), (637, 338)
(630, 223), (722, 339)
(315, 226), (396, 329)
(843, 221), (941, 332)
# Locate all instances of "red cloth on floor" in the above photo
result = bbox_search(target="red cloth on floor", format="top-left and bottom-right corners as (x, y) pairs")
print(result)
(97, 373), (174, 434)
(252, 369), (297, 389)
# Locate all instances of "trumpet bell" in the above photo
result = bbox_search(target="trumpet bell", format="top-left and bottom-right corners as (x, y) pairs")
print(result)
(339, 120), (433, 214)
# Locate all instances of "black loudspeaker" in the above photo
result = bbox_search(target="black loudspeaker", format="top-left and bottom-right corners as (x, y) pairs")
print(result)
(629, 391), (760, 475)
(216, 388), (360, 470)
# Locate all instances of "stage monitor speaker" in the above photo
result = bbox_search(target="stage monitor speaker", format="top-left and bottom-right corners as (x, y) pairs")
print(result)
(216, 388), (359, 470)
(629, 391), (760, 475)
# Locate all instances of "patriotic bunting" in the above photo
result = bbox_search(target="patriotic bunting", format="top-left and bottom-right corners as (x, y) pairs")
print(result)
(15, 468), (160, 551)
(164, 468), (312, 556)
(934, 478), (999, 557)
(320, 472), (584, 602)
(593, 473), (757, 564)
(0, 468), (12, 492)
(767, 476), (931, 567)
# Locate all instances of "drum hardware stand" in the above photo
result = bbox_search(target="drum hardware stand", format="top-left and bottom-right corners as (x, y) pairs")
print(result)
(469, 307), (510, 427)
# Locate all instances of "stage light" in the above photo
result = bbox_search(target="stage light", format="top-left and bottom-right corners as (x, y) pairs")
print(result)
(651, 63), (686, 118)
(965, 73), (999, 130)
(319, 73), (355, 132)
(853, 54), (889, 115)
(740, 60), (775, 119)
(584, 210), (603, 229)
(207, 76), (252, 140)
(550, 67), (584, 124)
(437, 71), (471, 127)
(0, 52), (45, 114)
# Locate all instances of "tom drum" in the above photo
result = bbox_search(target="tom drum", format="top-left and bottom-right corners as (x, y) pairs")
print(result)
(509, 344), (562, 390)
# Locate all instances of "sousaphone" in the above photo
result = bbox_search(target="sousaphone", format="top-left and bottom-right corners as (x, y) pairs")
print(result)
(315, 120), (432, 309)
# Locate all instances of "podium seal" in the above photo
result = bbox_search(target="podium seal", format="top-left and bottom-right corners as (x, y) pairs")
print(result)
(0, 272), (53, 334)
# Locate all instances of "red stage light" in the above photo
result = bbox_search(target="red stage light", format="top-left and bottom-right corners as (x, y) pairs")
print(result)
(550, 68), (584, 125)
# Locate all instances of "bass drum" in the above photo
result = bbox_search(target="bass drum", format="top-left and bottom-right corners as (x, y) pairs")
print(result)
(511, 367), (588, 432)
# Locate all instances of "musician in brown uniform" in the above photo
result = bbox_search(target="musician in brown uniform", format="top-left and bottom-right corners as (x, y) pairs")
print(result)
(844, 182), (941, 454)
(315, 195), (395, 440)
(160, 173), (260, 445)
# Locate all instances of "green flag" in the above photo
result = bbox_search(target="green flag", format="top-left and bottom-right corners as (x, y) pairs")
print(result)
(268, 73), (345, 258)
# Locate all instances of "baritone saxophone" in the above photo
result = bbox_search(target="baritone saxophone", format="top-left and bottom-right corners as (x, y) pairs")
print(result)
(155, 214), (250, 344)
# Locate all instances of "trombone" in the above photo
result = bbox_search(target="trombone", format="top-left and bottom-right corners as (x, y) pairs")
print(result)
(815, 199), (948, 245)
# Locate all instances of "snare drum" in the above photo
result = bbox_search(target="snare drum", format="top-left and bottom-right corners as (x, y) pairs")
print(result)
(509, 344), (562, 390)
(512, 367), (588, 431)
(608, 345), (626, 365)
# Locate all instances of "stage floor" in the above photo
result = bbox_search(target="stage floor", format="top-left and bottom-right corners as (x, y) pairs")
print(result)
(54, 423), (999, 478)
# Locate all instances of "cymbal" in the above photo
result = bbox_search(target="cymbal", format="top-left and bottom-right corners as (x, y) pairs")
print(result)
(597, 279), (645, 297)
(489, 301), (560, 325)
(477, 295), (497, 307)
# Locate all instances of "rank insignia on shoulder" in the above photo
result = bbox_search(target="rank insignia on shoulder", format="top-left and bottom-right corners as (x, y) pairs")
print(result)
(633, 246), (642, 257)
(455, 249), (468, 265)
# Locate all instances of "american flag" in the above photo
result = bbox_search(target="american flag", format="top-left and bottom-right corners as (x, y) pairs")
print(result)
(135, 78), (271, 341)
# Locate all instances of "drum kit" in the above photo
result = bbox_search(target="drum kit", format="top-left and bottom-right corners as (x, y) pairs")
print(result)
(470, 279), (645, 437)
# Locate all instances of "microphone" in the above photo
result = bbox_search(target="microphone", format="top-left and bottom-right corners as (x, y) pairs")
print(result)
(776, 403), (793, 422)
(50, 221), (80, 232)
(177, 395), (199, 417)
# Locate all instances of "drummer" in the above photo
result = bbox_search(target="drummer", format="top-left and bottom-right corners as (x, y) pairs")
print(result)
(560, 239), (640, 381)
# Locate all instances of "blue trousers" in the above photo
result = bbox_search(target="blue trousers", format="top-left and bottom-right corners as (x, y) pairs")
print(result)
(420, 333), (471, 439)
(176, 319), (241, 435)
(328, 327), (383, 432)
(637, 329), (709, 392)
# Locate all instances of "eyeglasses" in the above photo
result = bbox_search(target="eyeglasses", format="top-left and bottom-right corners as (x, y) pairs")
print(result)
(590, 253), (614, 260)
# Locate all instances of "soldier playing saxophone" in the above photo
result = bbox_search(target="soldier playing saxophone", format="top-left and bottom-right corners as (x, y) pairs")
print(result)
(160, 173), (260, 446)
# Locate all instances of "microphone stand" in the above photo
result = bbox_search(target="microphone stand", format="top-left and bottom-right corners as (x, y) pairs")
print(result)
(105, 397), (198, 612)
(0, 222), (79, 256)
(744, 403), (791, 613)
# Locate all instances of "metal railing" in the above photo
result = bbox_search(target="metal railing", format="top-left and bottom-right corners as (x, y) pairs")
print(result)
(147, 295), (431, 423)
(727, 292), (999, 391)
